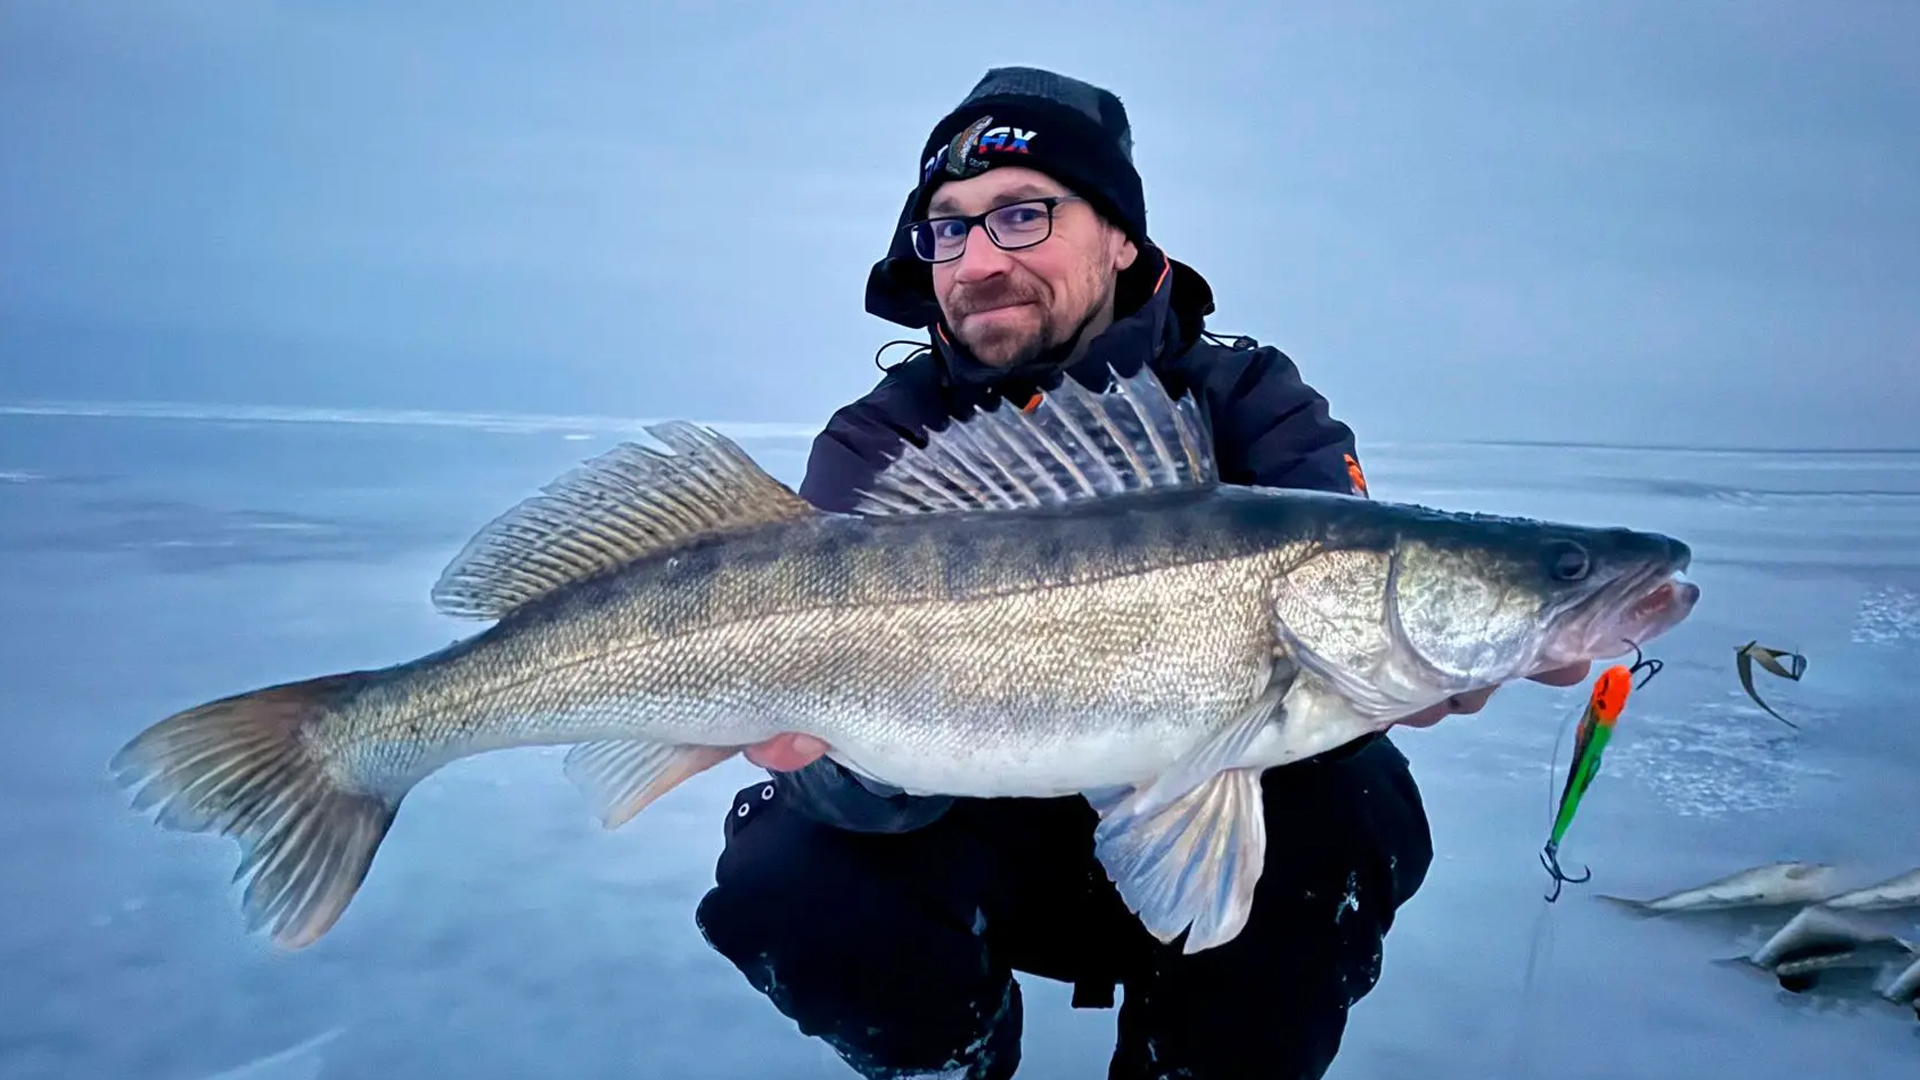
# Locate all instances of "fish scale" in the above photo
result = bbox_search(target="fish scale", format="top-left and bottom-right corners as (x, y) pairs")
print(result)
(110, 363), (1699, 957)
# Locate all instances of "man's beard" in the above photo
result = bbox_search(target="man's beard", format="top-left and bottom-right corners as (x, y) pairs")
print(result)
(947, 275), (1056, 368)
(946, 270), (1111, 370)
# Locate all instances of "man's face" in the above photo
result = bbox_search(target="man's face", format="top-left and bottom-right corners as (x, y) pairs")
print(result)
(926, 166), (1138, 368)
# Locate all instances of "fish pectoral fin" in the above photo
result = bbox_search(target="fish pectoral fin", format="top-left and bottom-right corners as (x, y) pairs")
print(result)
(1089, 766), (1267, 955)
(1123, 681), (1287, 819)
(563, 739), (739, 829)
(1080, 784), (1135, 818)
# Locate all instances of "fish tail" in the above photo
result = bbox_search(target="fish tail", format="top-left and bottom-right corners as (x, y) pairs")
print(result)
(109, 671), (397, 949)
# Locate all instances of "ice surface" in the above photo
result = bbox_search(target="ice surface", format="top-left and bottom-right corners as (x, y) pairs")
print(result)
(193, 1027), (343, 1080)
(1, 412), (1915, 1078)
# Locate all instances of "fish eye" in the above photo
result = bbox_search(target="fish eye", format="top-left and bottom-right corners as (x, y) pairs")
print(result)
(1545, 539), (1590, 582)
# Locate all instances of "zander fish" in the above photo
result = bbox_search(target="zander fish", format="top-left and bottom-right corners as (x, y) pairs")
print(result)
(110, 365), (1699, 954)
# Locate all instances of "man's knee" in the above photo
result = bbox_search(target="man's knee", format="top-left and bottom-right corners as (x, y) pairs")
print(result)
(695, 779), (1021, 1080)
(1108, 739), (1433, 1079)
(1270, 734), (1434, 914)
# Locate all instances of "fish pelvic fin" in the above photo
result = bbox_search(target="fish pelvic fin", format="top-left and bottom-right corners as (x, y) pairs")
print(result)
(432, 422), (817, 620)
(108, 672), (397, 949)
(851, 363), (1218, 516)
(563, 739), (739, 828)
(1090, 766), (1268, 954)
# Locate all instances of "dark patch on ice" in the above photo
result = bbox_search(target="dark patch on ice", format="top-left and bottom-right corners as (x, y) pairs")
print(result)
(0, 496), (434, 571)
(1627, 479), (1920, 505)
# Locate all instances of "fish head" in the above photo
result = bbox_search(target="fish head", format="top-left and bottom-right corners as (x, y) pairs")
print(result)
(1390, 512), (1699, 690)
(1267, 497), (1697, 723)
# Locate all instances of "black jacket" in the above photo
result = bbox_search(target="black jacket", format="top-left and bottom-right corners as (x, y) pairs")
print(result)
(782, 245), (1372, 832)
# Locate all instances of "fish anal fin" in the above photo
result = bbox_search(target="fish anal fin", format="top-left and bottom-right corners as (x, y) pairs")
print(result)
(432, 423), (816, 620)
(1090, 766), (1268, 954)
(851, 364), (1218, 516)
(563, 739), (740, 828)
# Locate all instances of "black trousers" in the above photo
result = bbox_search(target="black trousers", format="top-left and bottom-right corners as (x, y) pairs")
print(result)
(694, 737), (1433, 1080)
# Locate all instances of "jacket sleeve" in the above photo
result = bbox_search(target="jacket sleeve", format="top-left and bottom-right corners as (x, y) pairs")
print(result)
(771, 384), (963, 832)
(1191, 342), (1363, 497)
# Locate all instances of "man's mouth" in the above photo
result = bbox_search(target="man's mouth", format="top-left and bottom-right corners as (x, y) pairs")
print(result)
(964, 300), (1035, 317)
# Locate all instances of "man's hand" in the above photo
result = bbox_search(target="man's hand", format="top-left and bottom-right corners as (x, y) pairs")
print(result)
(741, 661), (1594, 770)
(1391, 661), (1592, 730)
(744, 733), (831, 772)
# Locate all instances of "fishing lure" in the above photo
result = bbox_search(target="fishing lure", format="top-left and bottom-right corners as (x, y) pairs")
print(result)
(1540, 645), (1664, 902)
(1735, 640), (1806, 729)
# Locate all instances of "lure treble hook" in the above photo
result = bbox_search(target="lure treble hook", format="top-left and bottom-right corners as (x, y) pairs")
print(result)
(1623, 638), (1664, 690)
(1540, 841), (1592, 903)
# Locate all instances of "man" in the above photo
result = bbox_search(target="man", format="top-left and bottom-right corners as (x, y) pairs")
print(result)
(695, 67), (1588, 1080)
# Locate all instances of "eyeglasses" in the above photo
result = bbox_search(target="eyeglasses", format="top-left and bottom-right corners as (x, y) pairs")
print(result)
(904, 196), (1084, 263)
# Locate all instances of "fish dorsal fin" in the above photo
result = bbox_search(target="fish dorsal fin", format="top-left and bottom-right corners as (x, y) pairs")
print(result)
(431, 421), (816, 619)
(852, 363), (1218, 516)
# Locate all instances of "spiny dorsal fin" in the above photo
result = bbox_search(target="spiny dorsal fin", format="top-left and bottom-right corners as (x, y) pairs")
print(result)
(431, 421), (815, 619)
(852, 363), (1217, 516)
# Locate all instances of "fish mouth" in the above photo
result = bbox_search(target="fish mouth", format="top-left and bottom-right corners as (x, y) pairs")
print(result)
(1546, 554), (1700, 668)
(1629, 575), (1696, 625)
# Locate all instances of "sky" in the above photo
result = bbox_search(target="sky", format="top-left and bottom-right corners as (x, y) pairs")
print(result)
(2, 0), (1916, 450)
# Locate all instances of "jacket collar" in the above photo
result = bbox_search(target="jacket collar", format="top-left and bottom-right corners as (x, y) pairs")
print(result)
(926, 245), (1216, 406)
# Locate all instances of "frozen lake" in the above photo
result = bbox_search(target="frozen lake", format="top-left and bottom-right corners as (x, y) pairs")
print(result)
(1, 404), (1915, 1079)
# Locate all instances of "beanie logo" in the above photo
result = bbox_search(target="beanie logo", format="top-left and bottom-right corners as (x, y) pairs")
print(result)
(976, 125), (1035, 153)
(945, 115), (996, 177)
(930, 115), (1037, 180)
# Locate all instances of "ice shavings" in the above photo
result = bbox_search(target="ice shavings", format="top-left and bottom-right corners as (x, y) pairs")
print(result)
(1851, 585), (1920, 648)
(1606, 699), (1837, 819)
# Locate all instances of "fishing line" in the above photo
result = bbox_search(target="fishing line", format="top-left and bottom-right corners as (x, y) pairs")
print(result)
(1502, 684), (1589, 1079)
(1544, 699), (1577, 829)
(1507, 646), (1664, 1079)
(1504, 896), (1561, 1080)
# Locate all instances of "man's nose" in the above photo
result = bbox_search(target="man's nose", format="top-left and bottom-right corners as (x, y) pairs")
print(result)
(950, 223), (1014, 281)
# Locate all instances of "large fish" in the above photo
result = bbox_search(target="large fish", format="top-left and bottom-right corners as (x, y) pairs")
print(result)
(110, 365), (1699, 954)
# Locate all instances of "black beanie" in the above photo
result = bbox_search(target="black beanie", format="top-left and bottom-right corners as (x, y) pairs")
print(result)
(865, 67), (1148, 329)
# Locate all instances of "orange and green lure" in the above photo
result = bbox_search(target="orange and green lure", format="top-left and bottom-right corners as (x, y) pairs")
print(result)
(1540, 645), (1663, 901)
